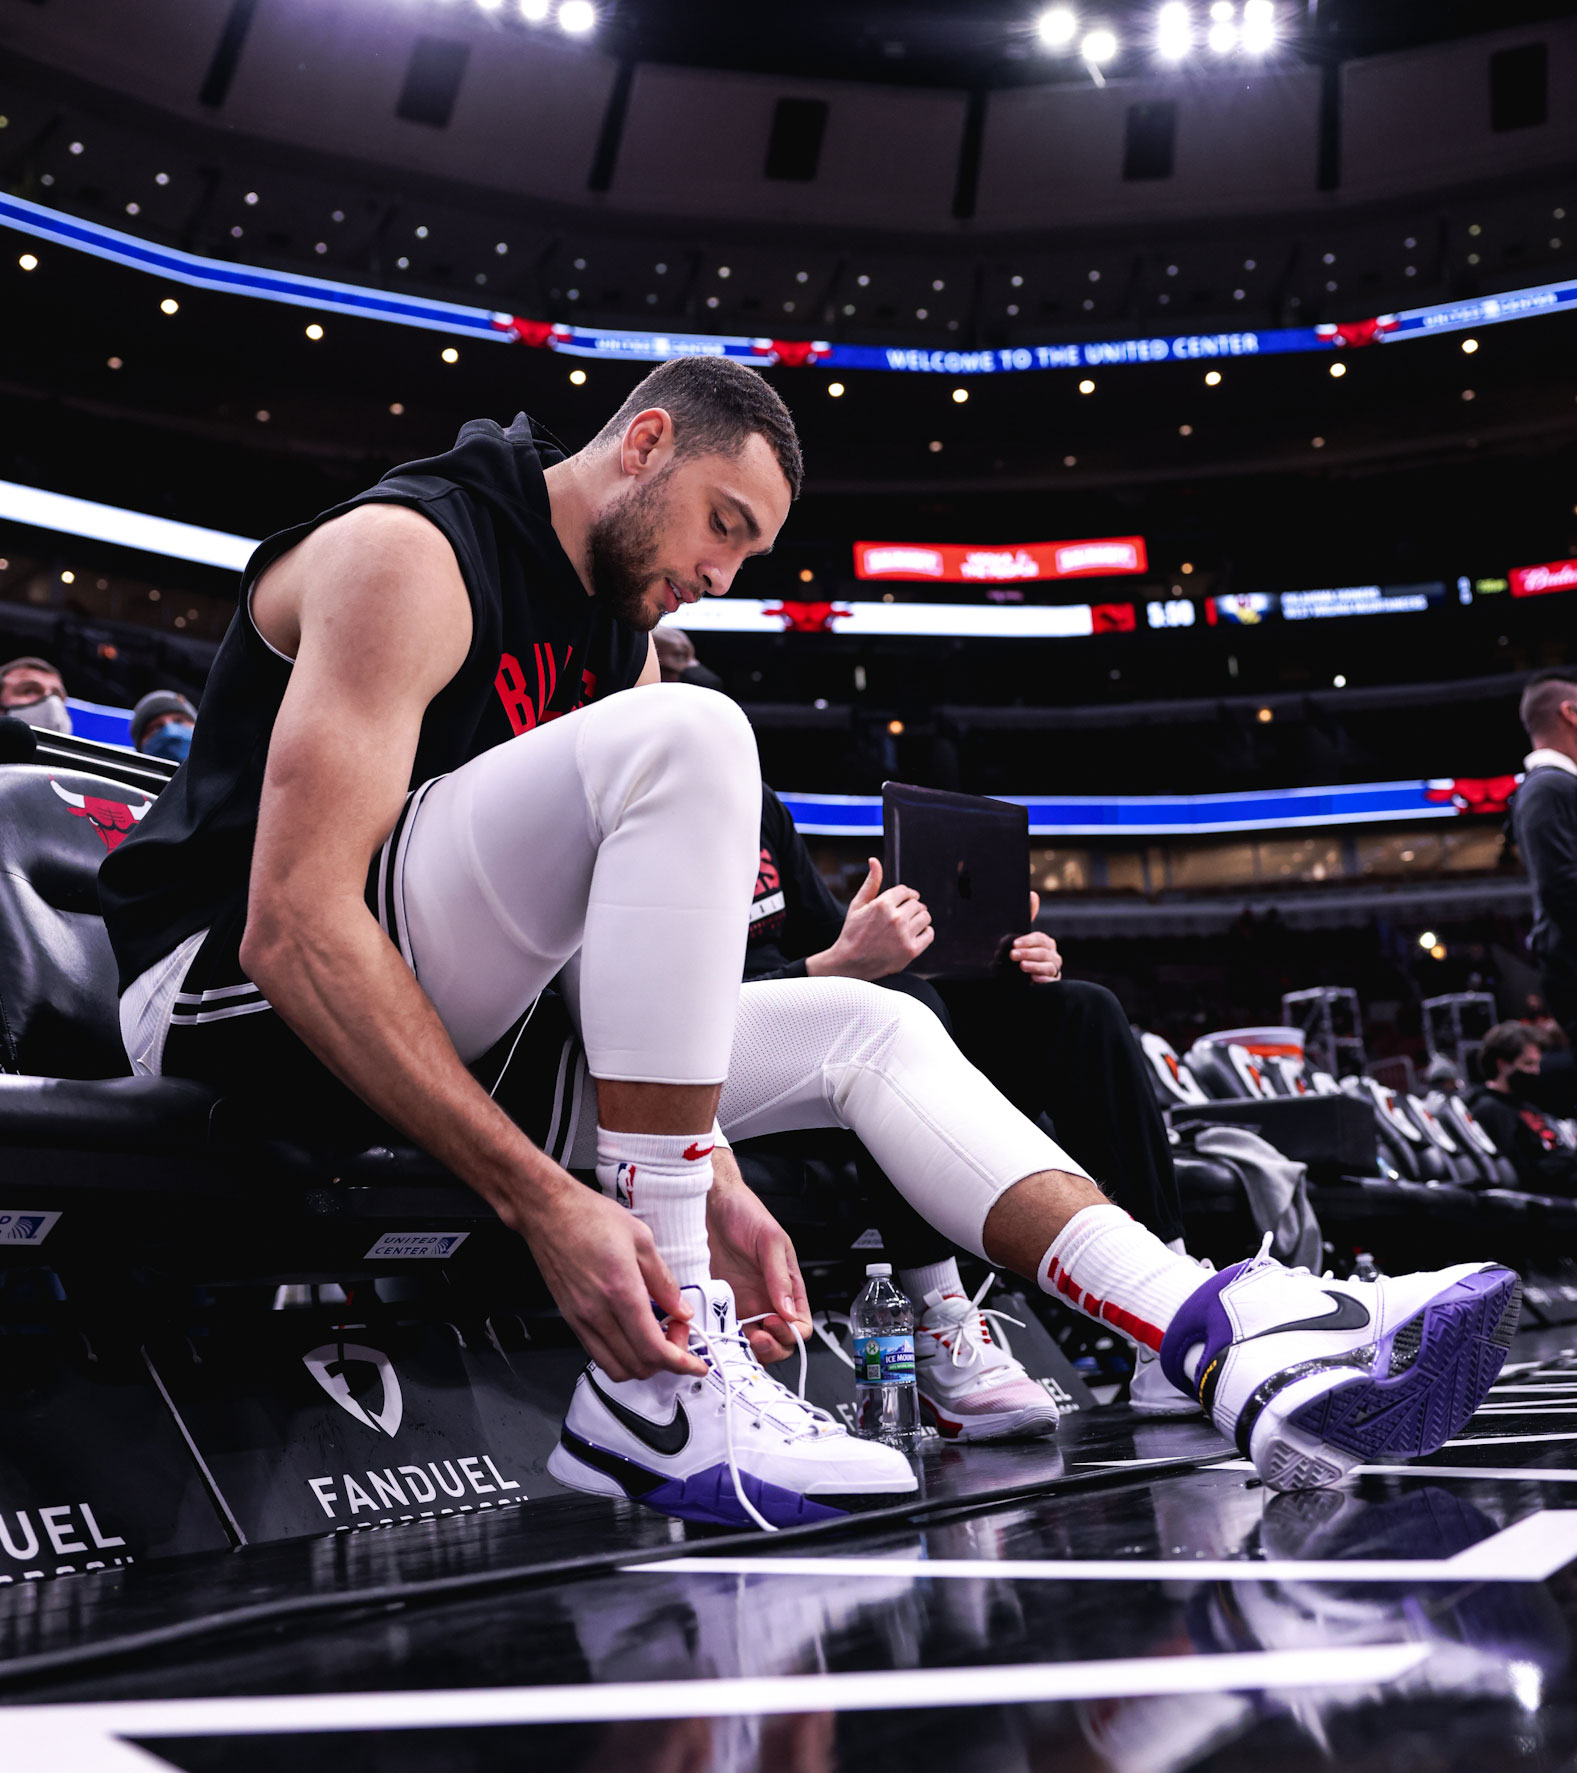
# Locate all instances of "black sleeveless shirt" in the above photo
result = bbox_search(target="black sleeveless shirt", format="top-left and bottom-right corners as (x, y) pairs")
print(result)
(101, 414), (648, 992)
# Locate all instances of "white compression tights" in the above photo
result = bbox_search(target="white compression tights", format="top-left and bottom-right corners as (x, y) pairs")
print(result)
(392, 682), (760, 1081)
(568, 976), (1089, 1258)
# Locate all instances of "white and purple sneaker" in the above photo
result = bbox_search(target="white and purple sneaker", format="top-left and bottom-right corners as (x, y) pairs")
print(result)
(547, 1279), (917, 1529)
(1159, 1239), (1521, 1491)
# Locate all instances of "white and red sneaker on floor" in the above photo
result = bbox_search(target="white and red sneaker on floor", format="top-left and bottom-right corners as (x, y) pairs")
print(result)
(914, 1276), (1061, 1443)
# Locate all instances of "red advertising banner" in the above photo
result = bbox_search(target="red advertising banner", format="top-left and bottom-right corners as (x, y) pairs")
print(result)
(1510, 558), (1577, 598)
(854, 537), (1148, 583)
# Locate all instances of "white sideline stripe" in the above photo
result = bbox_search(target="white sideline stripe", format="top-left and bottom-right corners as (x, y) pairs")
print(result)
(1490, 1384), (1577, 1395)
(633, 1510), (1577, 1586)
(1447, 1430), (1577, 1447)
(1475, 1403), (1577, 1415)
(1339, 1465), (1577, 1483)
(0, 1647), (1433, 1762)
(1073, 1455), (1234, 1469)
(1207, 1456), (1577, 1482)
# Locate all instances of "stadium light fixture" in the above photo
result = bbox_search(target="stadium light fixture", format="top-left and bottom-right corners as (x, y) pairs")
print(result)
(520, 0), (550, 16)
(1081, 26), (1119, 62)
(1156, 3), (1192, 60)
(1241, 0), (1275, 51)
(558, 0), (595, 34)
(1207, 17), (1236, 51)
(1037, 8), (1078, 48)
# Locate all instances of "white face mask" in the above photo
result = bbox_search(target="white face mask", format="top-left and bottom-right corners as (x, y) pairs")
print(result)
(8, 693), (73, 735)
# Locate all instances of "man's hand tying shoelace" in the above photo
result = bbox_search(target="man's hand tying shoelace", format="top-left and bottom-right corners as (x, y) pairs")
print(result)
(705, 1149), (813, 1364)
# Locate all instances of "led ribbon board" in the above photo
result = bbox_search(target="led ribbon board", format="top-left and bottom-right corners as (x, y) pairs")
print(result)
(782, 780), (1491, 839)
(4, 190), (1576, 373)
(1208, 582), (1449, 623)
(854, 538), (1147, 582)
(664, 598), (1137, 636)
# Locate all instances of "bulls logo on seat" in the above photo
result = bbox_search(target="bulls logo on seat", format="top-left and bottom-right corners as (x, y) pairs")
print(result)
(48, 778), (152, 851)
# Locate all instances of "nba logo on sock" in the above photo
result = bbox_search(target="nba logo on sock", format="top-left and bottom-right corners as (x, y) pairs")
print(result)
(615, 1162), (636, 1208)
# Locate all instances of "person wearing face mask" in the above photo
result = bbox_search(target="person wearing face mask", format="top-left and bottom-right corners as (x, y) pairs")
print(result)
(0, 656), (72, 735)
(1464, 1021), (1577, 1196)
(130, 690), (198, 765)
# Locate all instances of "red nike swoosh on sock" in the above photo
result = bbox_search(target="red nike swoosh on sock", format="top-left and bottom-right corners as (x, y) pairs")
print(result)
(683, 1141), (715, 1162)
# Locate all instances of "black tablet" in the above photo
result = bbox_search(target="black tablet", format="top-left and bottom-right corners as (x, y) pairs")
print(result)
(881, 782), (1030, 980)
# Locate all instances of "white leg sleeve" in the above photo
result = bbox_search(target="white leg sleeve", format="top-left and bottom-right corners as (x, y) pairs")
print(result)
(393, 683), (760, 1080)
(718, 978), (1089, 1258)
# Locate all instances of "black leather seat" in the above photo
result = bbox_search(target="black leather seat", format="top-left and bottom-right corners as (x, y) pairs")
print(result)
(0, 758), (514, 1286)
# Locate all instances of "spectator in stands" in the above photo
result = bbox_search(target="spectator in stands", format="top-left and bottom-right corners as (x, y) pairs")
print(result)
(1465, 1021), (1577, 1195)
(1515, 669), (1577, 1050)
(651, 623), (725, 693)
(130, 690), (197, 764)
(0, 656), (71, 734)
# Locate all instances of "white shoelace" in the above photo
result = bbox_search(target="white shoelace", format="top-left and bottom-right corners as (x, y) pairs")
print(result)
(686, 1307), (840, 1534)
(923, 1272), (1026, 1376)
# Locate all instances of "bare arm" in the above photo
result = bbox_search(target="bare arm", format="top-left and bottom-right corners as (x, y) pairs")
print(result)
(240, 505), (701, 1380)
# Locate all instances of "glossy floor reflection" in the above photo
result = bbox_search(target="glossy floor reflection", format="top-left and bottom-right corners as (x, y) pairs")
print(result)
(7, 1330), (1577, 1772)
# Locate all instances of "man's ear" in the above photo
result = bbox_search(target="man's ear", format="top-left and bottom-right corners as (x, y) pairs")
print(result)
(620, 407), (675, 476)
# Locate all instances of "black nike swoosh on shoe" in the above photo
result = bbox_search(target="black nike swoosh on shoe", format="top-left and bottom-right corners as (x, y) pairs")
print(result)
(1242, 1290), (1372, 1341)
(585, 1370), (691, 1456)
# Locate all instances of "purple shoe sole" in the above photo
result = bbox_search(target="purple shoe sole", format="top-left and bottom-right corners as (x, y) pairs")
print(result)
(555, 1426), (881, 1528)
(1280, 1267), (1522, 1463)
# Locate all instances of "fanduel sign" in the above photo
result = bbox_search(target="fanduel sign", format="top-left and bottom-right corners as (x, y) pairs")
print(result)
(855, 537), (1147, 583)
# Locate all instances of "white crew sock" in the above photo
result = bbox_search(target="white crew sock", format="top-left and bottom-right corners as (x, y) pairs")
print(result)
(900, 1257), (965, 1309)
(1038, 1204), (1206, 1352)
(595, 1127), (714, 1291)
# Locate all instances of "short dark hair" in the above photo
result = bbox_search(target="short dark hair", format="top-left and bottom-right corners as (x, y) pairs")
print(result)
(591, 356), (803, 500)
(1519, 667), (1577, 740)
(1483, 1020), (1538, 1073)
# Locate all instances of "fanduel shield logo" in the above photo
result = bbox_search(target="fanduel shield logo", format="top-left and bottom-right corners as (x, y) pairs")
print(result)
(302, 1344), (404, 1437)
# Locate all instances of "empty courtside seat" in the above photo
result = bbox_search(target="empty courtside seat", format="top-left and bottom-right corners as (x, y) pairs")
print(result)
(1137, 1031), (1211, 1108)
(0, 761), (148, 1081)
(0, 734), (519, 1287)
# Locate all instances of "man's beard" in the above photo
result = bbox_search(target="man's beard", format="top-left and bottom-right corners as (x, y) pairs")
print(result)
(586, 471), (673, 632)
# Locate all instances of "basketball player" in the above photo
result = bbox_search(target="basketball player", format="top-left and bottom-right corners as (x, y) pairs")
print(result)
(103, 359), (1519, 1528)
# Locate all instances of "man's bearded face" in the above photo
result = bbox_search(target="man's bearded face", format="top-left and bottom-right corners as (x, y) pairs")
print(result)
(586, 468), (677, 632)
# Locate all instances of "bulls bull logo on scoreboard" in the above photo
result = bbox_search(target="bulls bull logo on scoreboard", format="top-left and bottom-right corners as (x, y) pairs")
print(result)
(48, 778), (152, 851)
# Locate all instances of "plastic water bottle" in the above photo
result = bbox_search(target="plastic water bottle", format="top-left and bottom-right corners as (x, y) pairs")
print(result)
(851, 1263), (921, 1447)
